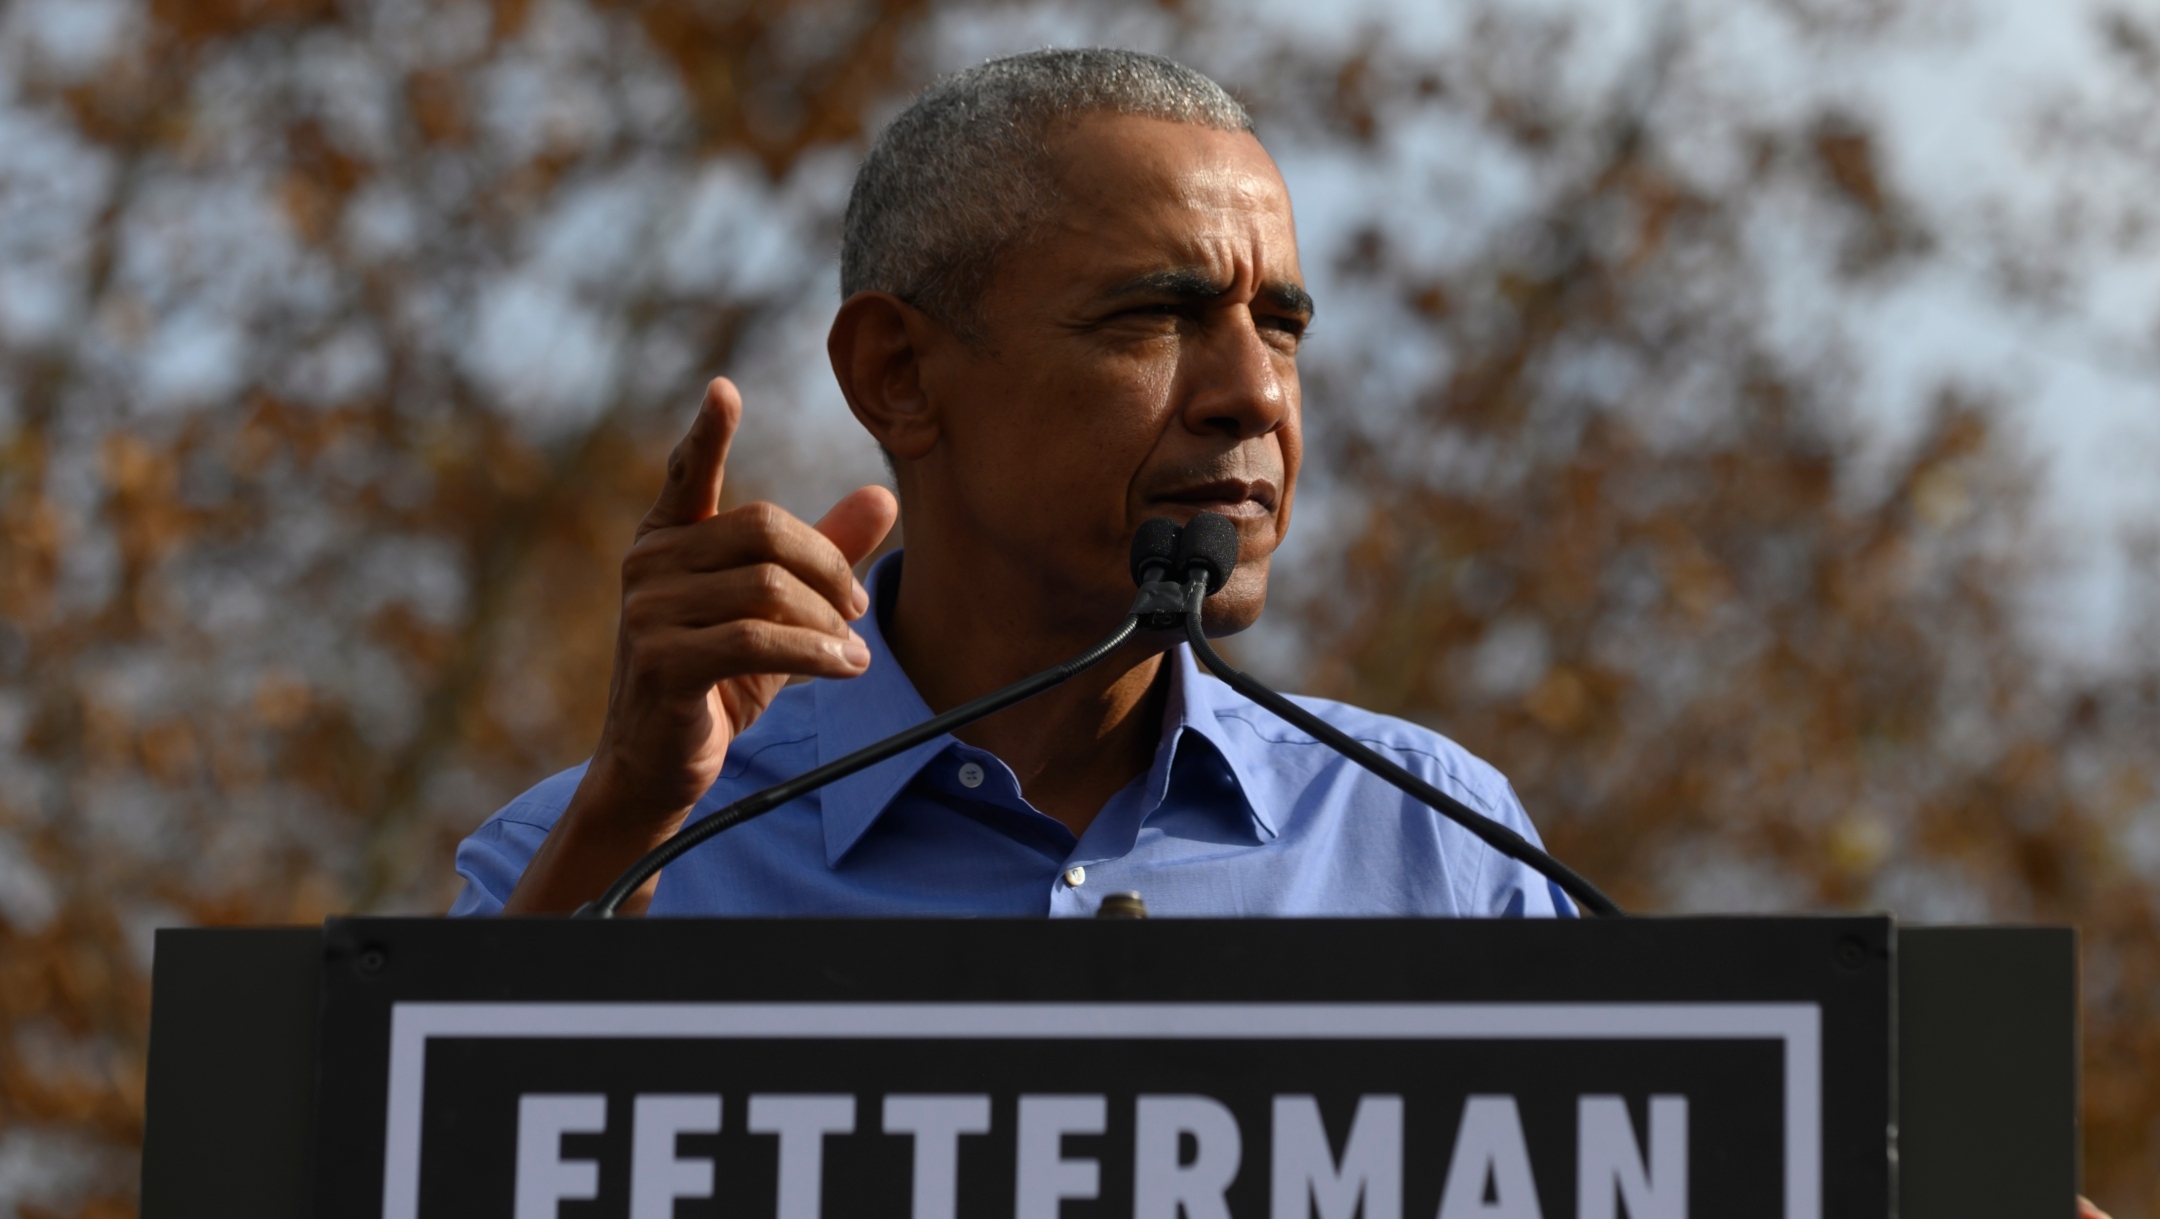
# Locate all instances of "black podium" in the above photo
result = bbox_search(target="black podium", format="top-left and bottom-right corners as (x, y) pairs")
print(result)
(138, 917), (2076, 1219)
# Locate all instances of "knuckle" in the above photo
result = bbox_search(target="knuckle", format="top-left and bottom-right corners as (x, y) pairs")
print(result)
(740, 501), (788, 540)
(622, 532), (674, 578)
(724, 618), (776, 655)
(824, 551), (855, 592)
(620, 586), (660, 630)
(747, 562), (790, 602)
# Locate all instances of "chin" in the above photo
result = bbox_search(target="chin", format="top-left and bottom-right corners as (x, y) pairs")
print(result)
(1198, 562), (1270, 638)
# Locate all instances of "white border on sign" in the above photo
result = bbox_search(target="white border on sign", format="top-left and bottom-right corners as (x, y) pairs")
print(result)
(381, 1001), (1820, 1219)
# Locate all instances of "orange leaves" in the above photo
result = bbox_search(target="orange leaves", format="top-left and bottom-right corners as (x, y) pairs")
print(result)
(1648, 521), (1732, 624)
(147, 0), (336, 48)
(626, 0), (930, 171)
(1812, 119), (1887, 214)
(280, 119), (372, 244)
(1521, 665), (1593, 734)
(405, 69), (473, 148)
(97, 432), (190, 578)
(251, 671), (312, 730)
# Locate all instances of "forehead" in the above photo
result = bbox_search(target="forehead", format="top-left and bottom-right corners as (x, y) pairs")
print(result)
(1028, 113), (1300, 283)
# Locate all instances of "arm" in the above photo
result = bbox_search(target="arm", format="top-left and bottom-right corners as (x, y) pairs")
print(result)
(501, 377), (896, 914)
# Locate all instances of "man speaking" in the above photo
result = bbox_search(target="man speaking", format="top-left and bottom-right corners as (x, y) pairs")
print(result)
(451, 48), (1571, 919)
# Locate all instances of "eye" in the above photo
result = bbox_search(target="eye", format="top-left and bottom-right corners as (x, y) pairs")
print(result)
(1103, 302), (1192, 334)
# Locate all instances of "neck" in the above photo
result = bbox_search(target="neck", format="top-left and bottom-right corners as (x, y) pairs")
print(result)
(884, 531), (1171, 839)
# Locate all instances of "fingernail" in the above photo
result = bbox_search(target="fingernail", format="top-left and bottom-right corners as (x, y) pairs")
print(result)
(851, 578), (869, 617)
(842, 630), (870, 667)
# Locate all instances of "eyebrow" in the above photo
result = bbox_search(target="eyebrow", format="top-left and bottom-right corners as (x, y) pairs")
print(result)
(1098, 268), (1316, 318)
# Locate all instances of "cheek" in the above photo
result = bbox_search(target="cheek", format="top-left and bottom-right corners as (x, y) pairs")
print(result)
(1096, 344), (1179, 422)
(1273, 391), (1303, 531)
(1042, 347), (1179, 472)
(961, 346), (1176, 533)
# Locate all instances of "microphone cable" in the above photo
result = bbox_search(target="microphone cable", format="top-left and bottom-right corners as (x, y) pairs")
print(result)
(1166, 512), (1625, 918)
(576, 515), (1620, 918)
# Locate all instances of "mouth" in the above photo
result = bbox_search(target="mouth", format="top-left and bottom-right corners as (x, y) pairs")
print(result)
(1146, 478), (1280, 521)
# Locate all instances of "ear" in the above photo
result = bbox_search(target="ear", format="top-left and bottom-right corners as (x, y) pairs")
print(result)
(828, 291), (945, 462)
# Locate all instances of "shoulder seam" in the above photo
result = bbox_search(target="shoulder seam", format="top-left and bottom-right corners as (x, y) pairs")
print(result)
(490, 814), (559, 832)
(1211, 707), (1500, 818)
(721, 730), (819, 776)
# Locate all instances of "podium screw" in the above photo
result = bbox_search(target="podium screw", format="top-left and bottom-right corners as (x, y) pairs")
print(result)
(1096, 891), (1149, 919)
(1834, 935), (1868, 971)
(356, 947), (387, 977)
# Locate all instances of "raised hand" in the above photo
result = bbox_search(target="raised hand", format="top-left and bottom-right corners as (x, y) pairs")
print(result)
(503, 378), (898, 914)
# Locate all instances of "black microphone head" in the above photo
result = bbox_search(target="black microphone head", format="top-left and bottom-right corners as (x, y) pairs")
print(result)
(1130, 517), (1183, 586)
(1173, 512), (1240, 595)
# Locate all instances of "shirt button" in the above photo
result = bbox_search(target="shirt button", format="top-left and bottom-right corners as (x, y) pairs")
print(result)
(1064, 866), (1086, 887)
(957, 761), (985, 789)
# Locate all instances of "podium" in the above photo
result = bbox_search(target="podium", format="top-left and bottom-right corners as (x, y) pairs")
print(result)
(138, 917), (2076, 1219)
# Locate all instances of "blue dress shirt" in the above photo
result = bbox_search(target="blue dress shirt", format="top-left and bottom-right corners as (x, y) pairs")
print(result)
(451, 552), (1574, 918)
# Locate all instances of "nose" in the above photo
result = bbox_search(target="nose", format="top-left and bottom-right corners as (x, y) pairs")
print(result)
(1178, 307), (1294, 440)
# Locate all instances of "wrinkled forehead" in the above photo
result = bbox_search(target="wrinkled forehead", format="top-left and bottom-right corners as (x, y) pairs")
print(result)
(1048, 115), (1293, 218)
(1032, 113), (1302, 284)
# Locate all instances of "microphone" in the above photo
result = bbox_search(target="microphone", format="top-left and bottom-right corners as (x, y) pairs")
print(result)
(1172, 511), (1239, 595)
(1130, 516), (1183, 586)
(1155, 511), (1624, 918)
(576, 529), (1184, 917)
(579, 517), (1620, 919)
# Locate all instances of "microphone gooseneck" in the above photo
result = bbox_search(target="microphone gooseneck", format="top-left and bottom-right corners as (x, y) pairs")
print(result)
(578, 528), (1186, 918)
(579, 613), (1140, 917)
(1166, 513), (1623, 918)
(579, 514), (1621, 919)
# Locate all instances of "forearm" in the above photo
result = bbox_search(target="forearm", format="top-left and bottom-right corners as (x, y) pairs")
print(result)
(500, 774), (690, 915)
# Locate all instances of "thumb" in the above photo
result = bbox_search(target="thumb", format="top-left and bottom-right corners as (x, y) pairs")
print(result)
(813, 483), (900, 572)
(641, 378), (740, 534)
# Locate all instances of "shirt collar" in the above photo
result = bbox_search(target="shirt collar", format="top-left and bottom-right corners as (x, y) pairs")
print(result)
(811, 551), (949, 865)
(1155, 637), (1283, 839)
(811, 551), (1280, 865)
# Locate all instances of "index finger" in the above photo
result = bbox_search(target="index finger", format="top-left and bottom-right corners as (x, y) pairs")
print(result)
(640, 378), (741, 536)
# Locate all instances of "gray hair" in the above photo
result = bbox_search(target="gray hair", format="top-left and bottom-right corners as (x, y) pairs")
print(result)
(840, 48), (1253, 338)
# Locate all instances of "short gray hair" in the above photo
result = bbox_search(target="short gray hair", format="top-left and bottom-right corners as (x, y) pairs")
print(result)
(841, 48), (1253, 337)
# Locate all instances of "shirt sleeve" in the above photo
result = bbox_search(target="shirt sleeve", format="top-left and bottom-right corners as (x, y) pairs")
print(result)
(448, 816), (554, 915)
(446, 764), (588, 916)
(1477, 777), (1579, 919)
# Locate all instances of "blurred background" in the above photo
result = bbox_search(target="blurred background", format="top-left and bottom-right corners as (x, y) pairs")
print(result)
(2, 0), (2158, 1212)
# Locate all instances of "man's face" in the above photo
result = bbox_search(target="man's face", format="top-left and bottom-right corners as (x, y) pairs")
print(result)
(918, 112), (1308, 634)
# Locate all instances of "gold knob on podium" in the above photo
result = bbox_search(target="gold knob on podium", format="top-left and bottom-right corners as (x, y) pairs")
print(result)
(1096, 891), (1149, 918)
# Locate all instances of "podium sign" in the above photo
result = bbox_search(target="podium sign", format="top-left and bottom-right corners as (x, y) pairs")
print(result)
(309, 918), (1890, 1219)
